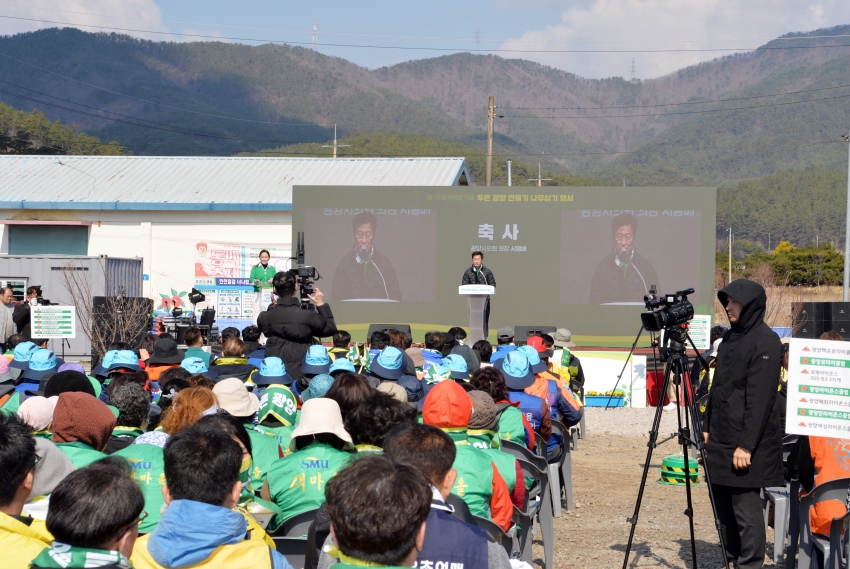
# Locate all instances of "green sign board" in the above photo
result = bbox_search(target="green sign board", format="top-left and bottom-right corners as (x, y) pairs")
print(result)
(31, 306), (76, 339)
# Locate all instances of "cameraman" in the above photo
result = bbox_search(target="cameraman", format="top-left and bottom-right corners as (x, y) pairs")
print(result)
(13, 286), (41, 339)
(257, 270), (337, 380)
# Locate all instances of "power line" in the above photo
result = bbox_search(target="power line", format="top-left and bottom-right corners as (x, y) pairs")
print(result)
(4, 15), (850, 54)
(0, 52), (324, 127)
(3, 3), (850, 46)
(507, 82), (850, 110)
(499, 91), (850, 119)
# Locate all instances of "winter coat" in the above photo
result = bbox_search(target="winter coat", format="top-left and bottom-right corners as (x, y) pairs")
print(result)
(461, 265), (496, 287)
(257, 297), (337, 379)
(703, 279), (783, 488)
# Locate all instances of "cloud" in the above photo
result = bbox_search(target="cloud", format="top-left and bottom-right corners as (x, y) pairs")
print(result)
(498, 0), (850, 79)
(0, 0), (168, 41)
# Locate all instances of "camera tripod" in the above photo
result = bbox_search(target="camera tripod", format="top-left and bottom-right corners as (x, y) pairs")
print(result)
(619, 325), (729, 569)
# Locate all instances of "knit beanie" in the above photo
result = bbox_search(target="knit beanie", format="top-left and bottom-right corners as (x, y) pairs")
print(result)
(17, 395), (58, 431)
(44, 370), (96, 399)
(51, 392), (116, 451)
(468, 390), (499, 431)
(421, 380), (472, 429)
(31, 438), (75, 498)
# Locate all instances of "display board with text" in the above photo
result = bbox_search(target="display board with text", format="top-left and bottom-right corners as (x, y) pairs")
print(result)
(787, 337), (850, 439)
(292, 186), (716, 344)
(31, 305), (76, 339)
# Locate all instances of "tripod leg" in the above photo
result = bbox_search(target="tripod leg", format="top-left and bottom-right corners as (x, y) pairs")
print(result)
(622, 356), (674, 569)
(674, 357), (700, 568)
(606, 325), (644, 410)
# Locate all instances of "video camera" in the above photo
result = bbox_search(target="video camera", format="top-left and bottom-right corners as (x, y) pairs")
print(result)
(295, 232), (320, 310)
(640, 287), (694, 332)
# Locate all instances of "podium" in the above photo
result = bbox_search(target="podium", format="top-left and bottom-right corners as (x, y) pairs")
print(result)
(459, 285), (495, 345)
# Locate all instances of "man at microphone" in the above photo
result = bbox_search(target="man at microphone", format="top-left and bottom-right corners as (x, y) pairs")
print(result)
(589, 212), (659, 304)
(331, 211), (402, 301)
(461, 251), (496, 338)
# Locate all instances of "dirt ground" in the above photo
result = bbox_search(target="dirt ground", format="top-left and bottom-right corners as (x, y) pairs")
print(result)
(531, 409), (782, 568)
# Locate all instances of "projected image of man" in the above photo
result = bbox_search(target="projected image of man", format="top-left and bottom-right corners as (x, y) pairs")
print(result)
(331, 211), (402, 301)
(589, 212), (659, 304)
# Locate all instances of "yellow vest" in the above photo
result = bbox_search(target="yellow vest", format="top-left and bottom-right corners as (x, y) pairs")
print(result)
(0, 511), (52, 569)
(235, 506), (275, 548)
(131, 533), (274, 569)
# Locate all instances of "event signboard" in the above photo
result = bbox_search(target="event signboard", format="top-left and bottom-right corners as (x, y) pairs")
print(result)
(30, 305), (76, 339)
(787, 337), (850, 439)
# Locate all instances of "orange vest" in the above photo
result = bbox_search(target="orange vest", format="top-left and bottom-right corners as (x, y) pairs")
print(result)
(809, 436), (850, 535)
(145, 364), (178, 382)
(527, 371), (581, 409)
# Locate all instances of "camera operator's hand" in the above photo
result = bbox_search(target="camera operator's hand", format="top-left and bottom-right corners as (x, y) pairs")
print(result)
(307, 287), (325, 307)
(732, 446), (751, 470)
(703, 432), (709, 445)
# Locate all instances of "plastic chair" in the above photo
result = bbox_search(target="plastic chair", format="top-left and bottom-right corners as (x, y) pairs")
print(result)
(579, 399), (586, 441)
(828, 510), (850, 569)
(470, 514), (515, 558)
(273, 537), (308, 569)
(514, 458), (553, 569)
(763, 435), (800, 564)
(551, 420), (574, 515)
(797, 477), (850, 569)
(275, 508), (319, 538)
(786, 479), (801, 569)
(501, 439), (547, 472)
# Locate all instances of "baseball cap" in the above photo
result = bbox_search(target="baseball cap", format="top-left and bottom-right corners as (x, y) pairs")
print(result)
(526, 336), (554, 359)
(497, 326), (514, 340)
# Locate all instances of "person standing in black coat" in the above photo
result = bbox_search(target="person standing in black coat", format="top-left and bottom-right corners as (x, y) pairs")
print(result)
(257, 270), (337, 380)
(703, 279), (783, 569)
(461, 251), (496, 338)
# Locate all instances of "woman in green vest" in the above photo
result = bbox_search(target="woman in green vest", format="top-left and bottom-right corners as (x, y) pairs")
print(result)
(250, 249), (277, 323)
(262, 398), (355, 523)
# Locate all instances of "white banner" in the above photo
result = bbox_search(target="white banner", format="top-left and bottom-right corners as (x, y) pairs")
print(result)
(786, 338), (850, 439)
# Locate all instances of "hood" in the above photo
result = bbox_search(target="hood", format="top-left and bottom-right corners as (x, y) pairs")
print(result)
(51, 392), (116, 451)
(718, 279), (766, 335)
(146, 500), (247, 568)
(421, 380), (472, 429)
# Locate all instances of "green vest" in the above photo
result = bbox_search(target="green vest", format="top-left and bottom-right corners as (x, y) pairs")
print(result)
(245, 424), (283, 487)
(444, 430), (496, 519)
(111, 426), (144, 442)
(239, 491), (285, 533)
(55, 441), (107, 469)
(32, 430), (53, 440)
(467, 429), (517, 493)
(112, 443), (166, 533)
(267, 442), (353, 522)
(257, 424), (295, 456)
(1, 392), (23, 415)
(497, 404), (526, 445)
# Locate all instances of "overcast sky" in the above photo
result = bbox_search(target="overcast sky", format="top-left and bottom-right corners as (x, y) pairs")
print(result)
(2, 0), (850, 79)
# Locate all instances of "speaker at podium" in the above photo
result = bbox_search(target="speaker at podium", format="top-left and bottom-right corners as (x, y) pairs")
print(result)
(459, 285), (494, 346)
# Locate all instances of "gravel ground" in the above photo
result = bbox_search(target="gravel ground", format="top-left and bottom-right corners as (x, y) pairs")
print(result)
(530, 408), (781, 568)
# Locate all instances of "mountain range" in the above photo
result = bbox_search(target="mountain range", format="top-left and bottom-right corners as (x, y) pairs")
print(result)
(1, 26), (850, 188)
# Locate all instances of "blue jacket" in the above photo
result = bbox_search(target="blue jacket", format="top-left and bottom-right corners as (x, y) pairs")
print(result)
(142, 499), (292, 569)
(421, 349), (444, 371)
(489, 345), (516, 363)
(418, 492), (488, 569)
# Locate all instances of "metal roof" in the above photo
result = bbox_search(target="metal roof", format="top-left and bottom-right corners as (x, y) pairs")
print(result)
(0, 156), (470, 211)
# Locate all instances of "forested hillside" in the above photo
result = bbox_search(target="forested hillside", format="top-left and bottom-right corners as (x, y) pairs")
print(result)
(0, 100), (123, 155)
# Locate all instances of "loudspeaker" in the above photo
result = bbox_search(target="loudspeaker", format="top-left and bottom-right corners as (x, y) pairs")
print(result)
(367, 324), (412, 339)
(795, 321), (824, 339)
(795, 302), (825, 323)
(831, 322), (850, 339)
(514, 326), (557, 343)
(829, 303), (850, 322)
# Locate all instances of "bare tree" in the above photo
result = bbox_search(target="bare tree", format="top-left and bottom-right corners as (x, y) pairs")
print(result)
(58, 260), (152, 360)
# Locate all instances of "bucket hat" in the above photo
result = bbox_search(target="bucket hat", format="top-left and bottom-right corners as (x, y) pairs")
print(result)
(496, 350), (535, 390)
(258, 384), (298, 426)
(180, 357), (219, 379)
(253, 357), (293, 385)
(0, 352), (17, 382)
(288, 398), (354, 452)
(370, 346), (405, 380)
(517, 345), (547, 375)
(301, 345), (331, 375)
(10, 341), (38, 370)
(92, 350), (118, 377)
(105, 350), (142, 373)
(148, 339), (183, 365)
(443, 353), (470, 380)
(57, 362), (86, 374)
(328, 358), (355, 375)
(301, 373), (335, 402)
(553, 328), (576, 348)
(213, 377), (260, 418)
(21, 349), (61, 381)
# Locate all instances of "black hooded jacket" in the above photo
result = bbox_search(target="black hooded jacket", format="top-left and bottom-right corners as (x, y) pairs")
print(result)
(703, 279), (784, 488)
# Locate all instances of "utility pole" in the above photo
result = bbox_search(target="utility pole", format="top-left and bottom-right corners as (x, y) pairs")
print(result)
(529, 164), (552, 187)
(507, 159), (512, 186)
(312, 20), (318, 47)
(486, 95), (494, 186)
(322, 125), (350, 158)
(844, 132), (850, 301)
(729, 227), (733, 285)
